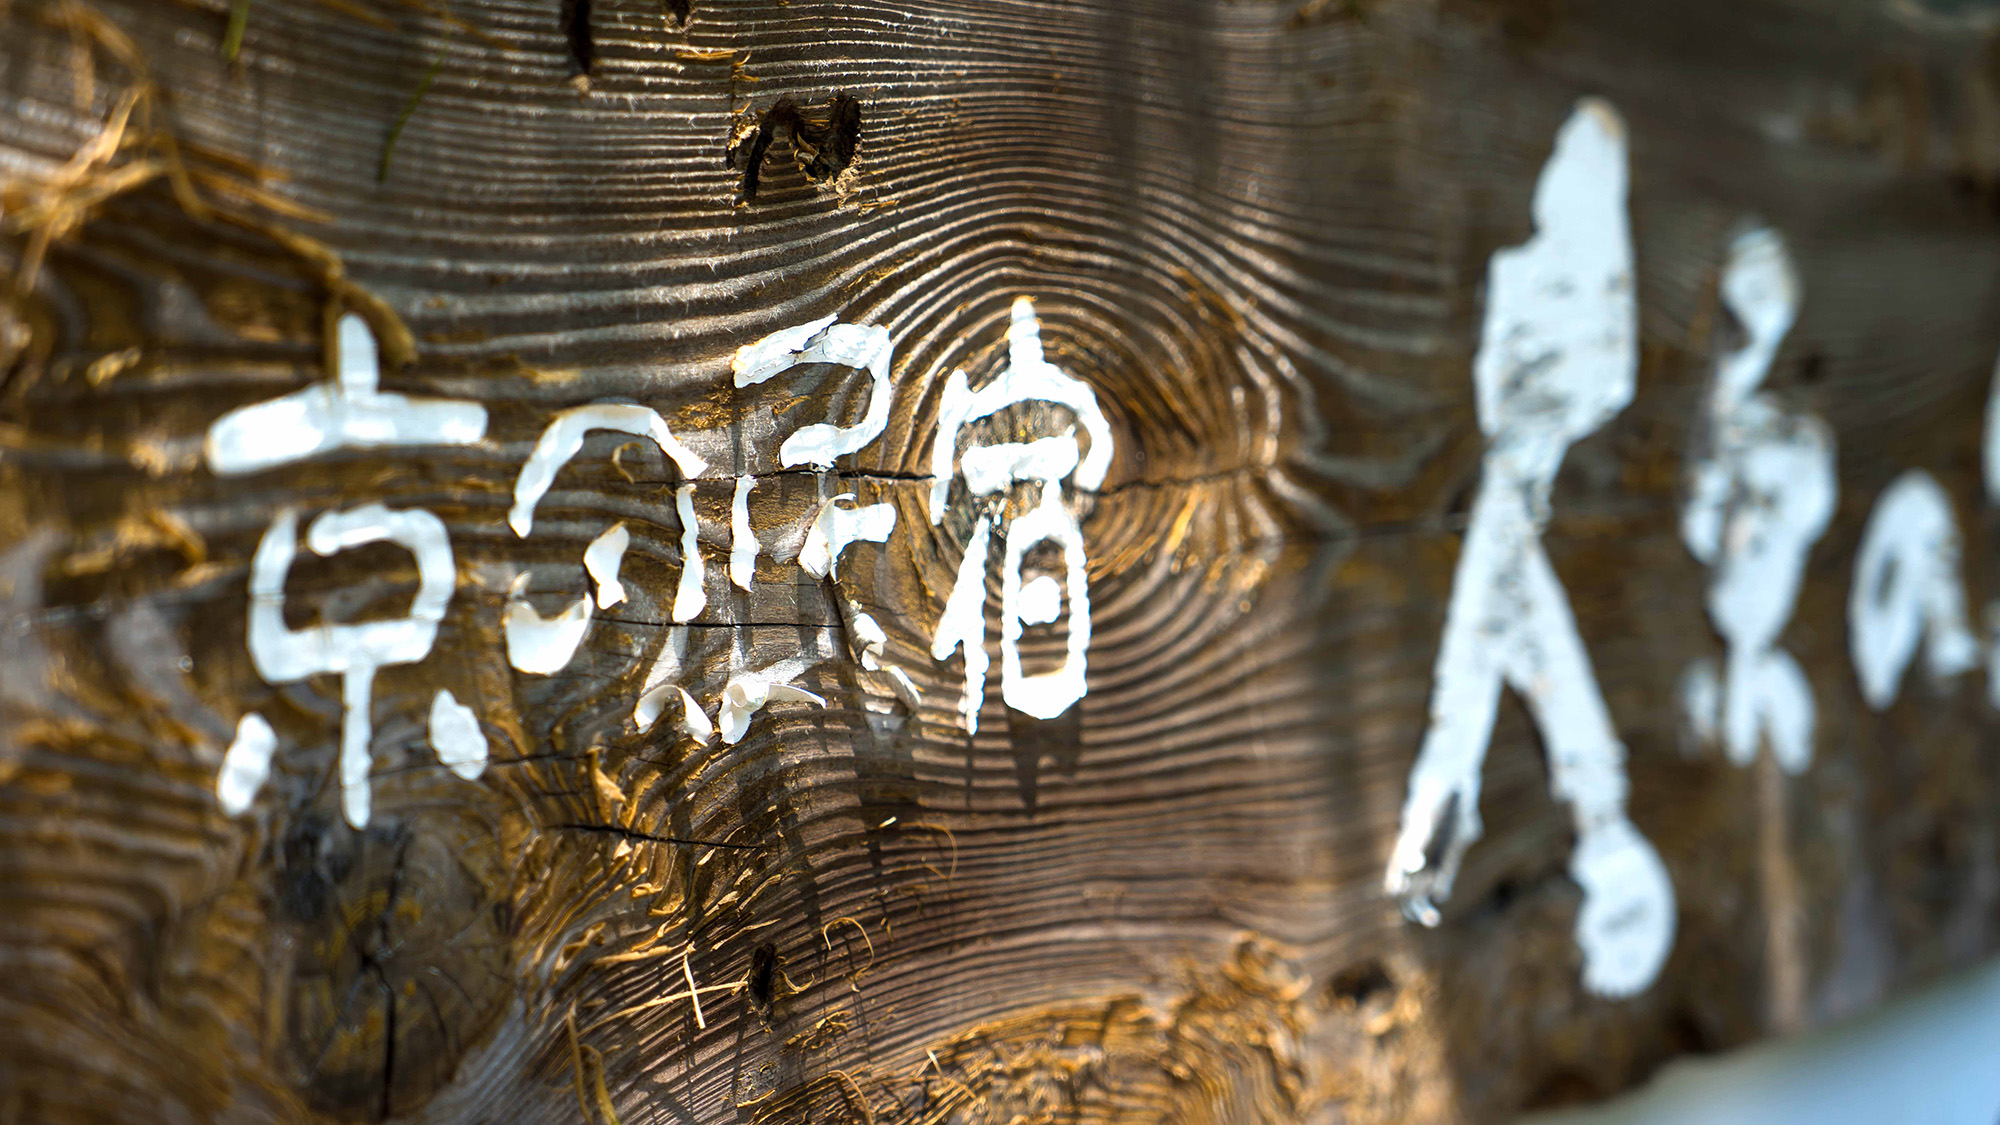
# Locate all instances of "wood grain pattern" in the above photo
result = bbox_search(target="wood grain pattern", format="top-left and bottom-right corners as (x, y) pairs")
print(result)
(3, 0), (2000, 1121)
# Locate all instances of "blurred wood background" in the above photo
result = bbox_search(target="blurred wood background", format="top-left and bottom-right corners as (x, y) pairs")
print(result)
(3, 0), (2000, 1121)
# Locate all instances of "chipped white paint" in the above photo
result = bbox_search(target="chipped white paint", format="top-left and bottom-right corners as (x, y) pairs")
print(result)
(800, 495), (897, 580)
(428, 689), (488, 780)
(1850, 470), (1981, 710)
(503, 574), (593, 676)
(509, 404), (705, 537)
(1680, 227), (1836, 773)
(674, 484), (706, 622)
(216, 712), (277, 816)
(249, 503), (456, 828)
(733, 316), (895, 468)
(730, 477), (759, 590)
(927, 299), (1111, 731)
(1384, 100), (1675, 998)
(206, 313), (488, 475)
(585, 523), (631, 609)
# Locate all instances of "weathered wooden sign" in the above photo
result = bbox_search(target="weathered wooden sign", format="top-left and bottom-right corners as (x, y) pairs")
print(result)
(3, 0), (2000, 1121)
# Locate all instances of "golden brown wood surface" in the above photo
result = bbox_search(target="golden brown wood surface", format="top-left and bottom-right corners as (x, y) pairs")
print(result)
(3, 0), (2000, 1121)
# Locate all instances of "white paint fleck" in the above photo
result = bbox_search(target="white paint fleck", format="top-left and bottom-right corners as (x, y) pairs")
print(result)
(428, 688), (488, 780)
(926, 298), (1112, 732)
(799, 495), (897, 580)
(1383, 99), (1674, 998)
(205, 313), (488, 475)
(733, 317), (895, 468)
(584, 523), (631, 609)
(1680, 226), (1835, 773)
(504, 573), (593, 676)
(509, 403), (705, 538)
(1850, 470), (1981, 710)
(249, 503), (456, 828)
(730, 477), (759, 591)
(633, 624), (688, 730)
(1018, 575), (1063, 627)
(216, 712), (277, 816)
(675, 483), (706, 623)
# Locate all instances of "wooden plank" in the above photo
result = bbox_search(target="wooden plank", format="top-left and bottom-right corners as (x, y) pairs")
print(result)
(1, 0), (1999, 1121)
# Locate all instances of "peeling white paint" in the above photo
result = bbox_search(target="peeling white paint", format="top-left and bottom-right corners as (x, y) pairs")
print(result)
(1383, 99), (1675, 998)
(733, 316), (895, 468)
(633, 624), (688, 730)
(503, 574), (593, 676)
(1680, 227), (1835, 774)
(675, 483), (706, 622)
(730, 477), (759, 590)
(674, 685), (714, 743)
(718, 678), (827, 744)
(884, 666), (922, 710)
(428, 688), (488, 780)
(851, 611), (888, 670)
(800, 495), (897, 580)
(206, 313), (488, 475)
(510, 404), (705, 537)
(216, 712), (277, 816)
(1850, 470), (1981, 710)
(584, 523), (631, 609)
(926, 298), (1112, 732)
(844, 595), (922, 713)
(249, 503), (456, 828)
